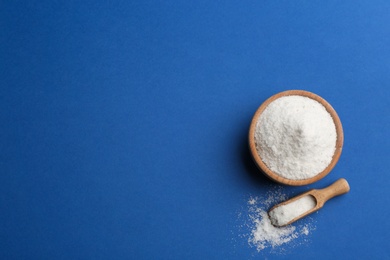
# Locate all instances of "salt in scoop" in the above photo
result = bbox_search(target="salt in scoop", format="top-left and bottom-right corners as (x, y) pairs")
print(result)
(268, 178), (350, 227)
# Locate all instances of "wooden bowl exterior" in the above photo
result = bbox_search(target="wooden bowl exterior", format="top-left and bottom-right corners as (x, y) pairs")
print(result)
(248, 90), (344, 186)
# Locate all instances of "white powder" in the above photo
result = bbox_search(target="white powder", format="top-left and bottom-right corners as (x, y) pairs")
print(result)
(269, 195), (316, 227)
(243, 189), (315, 253)
(250, 209), (298, 251)
(255, 95), (337, 180)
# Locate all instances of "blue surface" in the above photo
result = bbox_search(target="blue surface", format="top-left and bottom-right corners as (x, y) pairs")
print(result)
(1, 1), (390, 259)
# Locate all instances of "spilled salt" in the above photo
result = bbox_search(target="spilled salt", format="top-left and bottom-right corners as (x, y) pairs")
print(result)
(250, 209), (298, 251)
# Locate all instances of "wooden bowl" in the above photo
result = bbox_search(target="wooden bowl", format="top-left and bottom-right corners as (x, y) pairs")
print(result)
(248, 90), (344, 186)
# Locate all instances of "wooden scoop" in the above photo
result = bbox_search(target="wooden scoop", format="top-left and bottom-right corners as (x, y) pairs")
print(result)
(268, 178), (350, 227)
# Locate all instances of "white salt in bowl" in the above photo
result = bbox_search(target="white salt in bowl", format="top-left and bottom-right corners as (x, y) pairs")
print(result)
(248, 90), (344, 186)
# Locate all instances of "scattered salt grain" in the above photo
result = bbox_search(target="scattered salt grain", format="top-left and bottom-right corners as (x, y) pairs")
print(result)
(301, 226), (309, 236)
(248, 198), (257, 205)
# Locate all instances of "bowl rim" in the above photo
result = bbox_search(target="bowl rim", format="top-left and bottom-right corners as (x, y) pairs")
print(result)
(248, 90), (344, 186)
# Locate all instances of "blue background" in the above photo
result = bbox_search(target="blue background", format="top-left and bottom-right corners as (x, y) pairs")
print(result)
(1, 1), (389, 259)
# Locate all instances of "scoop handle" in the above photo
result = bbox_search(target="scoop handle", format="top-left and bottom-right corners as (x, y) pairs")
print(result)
(316, 178), (350, 207)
